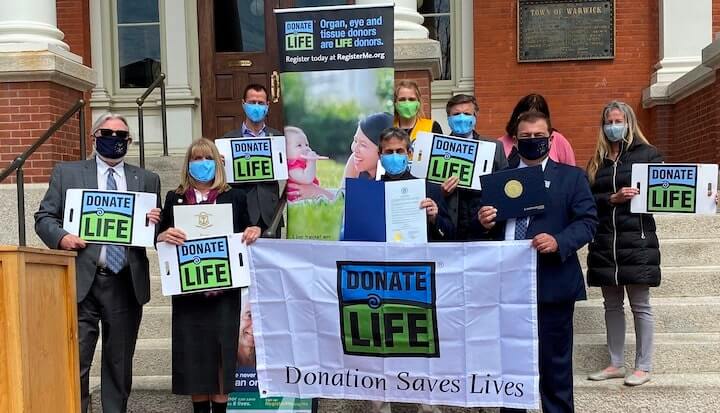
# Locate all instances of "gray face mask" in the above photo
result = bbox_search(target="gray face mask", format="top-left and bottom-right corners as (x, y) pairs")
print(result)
(603, 123), (627, 142)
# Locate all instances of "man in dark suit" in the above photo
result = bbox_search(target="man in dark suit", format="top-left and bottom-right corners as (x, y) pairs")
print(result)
(35, 113), (161, 413)
(222, 83), (282, 237)
(440, 94), (508, 240)
(474, 111), (598, 413)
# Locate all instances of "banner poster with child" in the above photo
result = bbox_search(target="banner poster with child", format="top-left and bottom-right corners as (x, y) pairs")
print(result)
(275, 3), (395, 240)
(248, 239), (541, 409)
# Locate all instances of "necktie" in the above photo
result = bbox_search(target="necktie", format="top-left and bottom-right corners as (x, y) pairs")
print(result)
(514, 216), (530, 240)
(105, 169), (127, 273)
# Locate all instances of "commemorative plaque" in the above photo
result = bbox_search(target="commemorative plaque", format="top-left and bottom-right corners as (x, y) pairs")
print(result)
(518, 0), (615, 62)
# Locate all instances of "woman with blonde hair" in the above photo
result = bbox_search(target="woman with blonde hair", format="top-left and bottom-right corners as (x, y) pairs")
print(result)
(585, 101), (662, 386)
(157, 138), (261, 413)
(393, 80), (443, 141)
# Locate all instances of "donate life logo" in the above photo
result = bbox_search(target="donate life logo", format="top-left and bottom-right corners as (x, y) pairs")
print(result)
(428, 135), (477, 187)
(285, 20), (314, 51)
(231, 139), (274, 181)
(337, 261), (439, 357)
(178, 236), (232, 293)
(647, 165), (698, 213)
(79, 191), (135, 244)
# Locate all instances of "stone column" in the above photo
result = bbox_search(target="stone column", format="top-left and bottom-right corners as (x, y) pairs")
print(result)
(0, 0), (69, 50)
(356, 0), (442, 116)
(645, 0), (712, 103)
(0, 0), (95, 183)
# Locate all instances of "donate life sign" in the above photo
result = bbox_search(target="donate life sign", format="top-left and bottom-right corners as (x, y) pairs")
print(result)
(249, 239), (540, 409)
(63, 189), (157, 247)
(157, 234), (251, 296)
(216, 137), (289, 183)
(631, 163), (718, 215)
(411, 133), (497, 190)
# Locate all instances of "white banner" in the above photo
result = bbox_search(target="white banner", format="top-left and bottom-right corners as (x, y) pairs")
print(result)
(63, 189), (157, 247)
(157, 234), (250, 296)
(249, 240), (540, 409)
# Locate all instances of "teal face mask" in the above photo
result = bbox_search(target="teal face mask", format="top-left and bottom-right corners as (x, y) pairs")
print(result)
(188, 159), (216, 183)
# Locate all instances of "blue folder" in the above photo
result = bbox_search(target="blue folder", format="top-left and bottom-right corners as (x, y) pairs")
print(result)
(479, 165), (548, 221)
(344, 178), (386, 242)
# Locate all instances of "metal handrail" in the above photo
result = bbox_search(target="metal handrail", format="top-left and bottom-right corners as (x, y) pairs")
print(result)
(0, 99), (86, 246)
(264, 187), (288, 238)
(136, 72), (168, 168)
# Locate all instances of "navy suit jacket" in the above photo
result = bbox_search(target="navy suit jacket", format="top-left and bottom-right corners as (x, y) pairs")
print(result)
(471, 159), (598, 303)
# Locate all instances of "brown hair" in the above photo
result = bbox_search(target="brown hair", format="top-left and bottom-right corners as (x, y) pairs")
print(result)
(393, 80), (426, 119)
(176, 138), (231, 194)
(515, 111), (552, 135)
(446, 94), (479, 115)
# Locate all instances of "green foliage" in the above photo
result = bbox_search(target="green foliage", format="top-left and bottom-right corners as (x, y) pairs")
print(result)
(375, 68), (395, 114)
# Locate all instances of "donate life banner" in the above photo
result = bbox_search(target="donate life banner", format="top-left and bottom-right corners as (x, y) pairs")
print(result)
(630, 163), (719, 214)
(249, 239), (540, 409)
(411, 132), (497, 190)
(63, 189), (157, 247)
(275, 4), (394, 240)
(216, 137), (289, 183)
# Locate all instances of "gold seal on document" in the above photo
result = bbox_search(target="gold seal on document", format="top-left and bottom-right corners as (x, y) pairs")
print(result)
(504, 180), (523, 199)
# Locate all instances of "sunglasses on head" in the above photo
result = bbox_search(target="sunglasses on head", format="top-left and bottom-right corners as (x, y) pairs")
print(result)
(95, 129), (129, 139)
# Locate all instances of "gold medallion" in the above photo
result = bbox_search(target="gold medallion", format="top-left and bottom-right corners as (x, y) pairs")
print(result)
(504, 180), (523, 199)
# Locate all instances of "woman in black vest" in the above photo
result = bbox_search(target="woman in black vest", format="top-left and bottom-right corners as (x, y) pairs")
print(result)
(585, 101), (662, 386)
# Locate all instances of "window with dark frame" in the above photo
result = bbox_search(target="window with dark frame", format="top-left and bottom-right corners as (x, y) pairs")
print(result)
(117, 0), (161, 89)
(419, 0), (452, 81)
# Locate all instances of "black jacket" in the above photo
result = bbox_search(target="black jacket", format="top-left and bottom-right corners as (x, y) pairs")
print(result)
(381, 170), (455, 241)
(586, 140), (664, 287)
(447, 131), (508, 240)
(157, 188), (252, 236)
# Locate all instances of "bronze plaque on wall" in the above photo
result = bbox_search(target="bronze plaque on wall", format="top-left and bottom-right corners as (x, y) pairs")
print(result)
(518, 0), (615, 62)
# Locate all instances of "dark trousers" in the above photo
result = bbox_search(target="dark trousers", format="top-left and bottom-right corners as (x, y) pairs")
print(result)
(78, 268), (143, 413)
(500, 301), (576, 413)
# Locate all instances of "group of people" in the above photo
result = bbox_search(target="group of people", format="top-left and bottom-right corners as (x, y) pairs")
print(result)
(34, 80), (699, 413)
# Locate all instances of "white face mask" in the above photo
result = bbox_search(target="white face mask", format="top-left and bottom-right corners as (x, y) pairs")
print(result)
(603, 123), (627, 142)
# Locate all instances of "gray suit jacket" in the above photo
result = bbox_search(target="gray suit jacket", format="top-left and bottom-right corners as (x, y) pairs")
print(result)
(34, 159), (161, 304)
(222, 126), (282, 234)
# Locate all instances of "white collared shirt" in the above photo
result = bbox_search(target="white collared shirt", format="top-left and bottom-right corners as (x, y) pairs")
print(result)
(96, 156), (128, 268)
(505, 156), (549, 240)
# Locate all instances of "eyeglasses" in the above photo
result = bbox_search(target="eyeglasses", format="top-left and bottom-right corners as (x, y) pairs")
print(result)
(95, 129), (129, 139)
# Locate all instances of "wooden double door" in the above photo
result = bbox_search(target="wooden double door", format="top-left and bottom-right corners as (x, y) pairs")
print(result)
(198, 0), (353, 139)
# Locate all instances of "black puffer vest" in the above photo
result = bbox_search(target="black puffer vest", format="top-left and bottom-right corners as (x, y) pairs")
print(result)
(586, 139), (664, 287)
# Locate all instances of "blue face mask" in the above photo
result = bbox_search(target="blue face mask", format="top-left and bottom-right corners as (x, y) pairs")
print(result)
(188, 159), (216, 183)
(380, 153), (409, 176)
(243, 102), (269, 123)
(448, 113), (476, 136)
(603, 123), (627, 142)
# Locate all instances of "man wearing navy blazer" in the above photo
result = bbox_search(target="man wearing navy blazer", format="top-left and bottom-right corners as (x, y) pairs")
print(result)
(474, 111), (598, 413)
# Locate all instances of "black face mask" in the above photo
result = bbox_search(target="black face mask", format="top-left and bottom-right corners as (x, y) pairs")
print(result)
(517, 137), (550, 161)
(95, 136), (129, 160)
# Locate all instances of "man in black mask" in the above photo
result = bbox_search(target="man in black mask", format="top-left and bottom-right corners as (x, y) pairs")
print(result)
(35, 113), (162, 413)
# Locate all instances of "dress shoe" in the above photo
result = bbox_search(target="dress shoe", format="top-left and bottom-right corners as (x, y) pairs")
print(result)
(587, 366), (626, 381)
(624, 371), (651, 386)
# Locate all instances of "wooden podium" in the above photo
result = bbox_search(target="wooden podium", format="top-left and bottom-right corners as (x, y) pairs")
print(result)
(0, 246), (80, 413)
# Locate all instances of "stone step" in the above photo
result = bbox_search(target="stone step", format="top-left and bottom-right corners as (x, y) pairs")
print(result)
(585, 266), (720, 299)
(578, 238), (720, 268)
(91, 338), (171, 378)
(574, 296), (720, 334)
(138, 306), (171, 339)
(573, 333), (720, 374)
(654, 214), (720, 240)
(90, 374), (720, 412)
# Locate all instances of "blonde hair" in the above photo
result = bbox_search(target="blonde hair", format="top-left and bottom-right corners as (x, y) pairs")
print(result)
(176, 138), (230, 194)
(393, 80), (427, 119)
(587, 101), (651, 184)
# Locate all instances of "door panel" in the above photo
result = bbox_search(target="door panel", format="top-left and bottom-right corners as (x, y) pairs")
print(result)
(199, 0), (282, 140)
